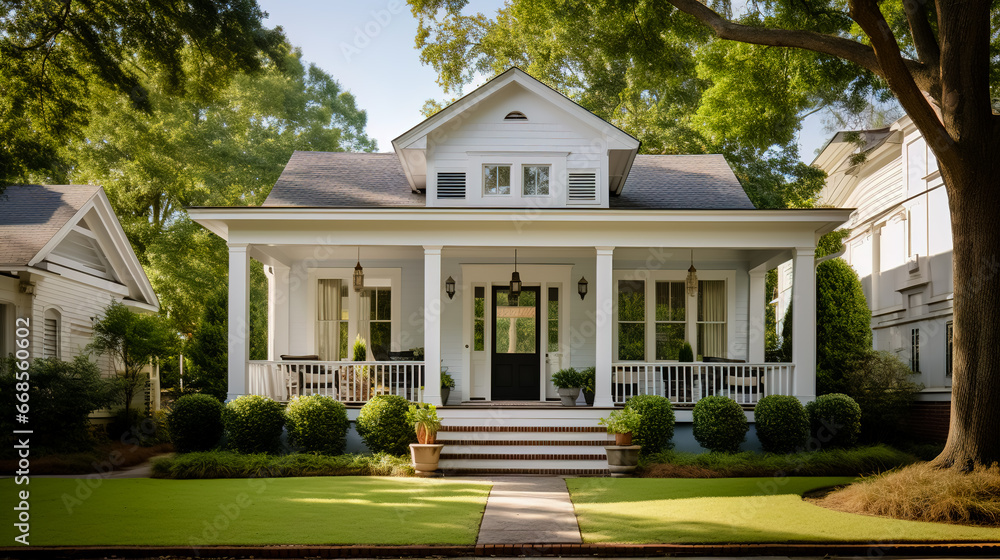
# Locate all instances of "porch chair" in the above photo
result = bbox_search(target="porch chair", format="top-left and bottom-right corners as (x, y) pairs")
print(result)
(279, 355), (337, 399)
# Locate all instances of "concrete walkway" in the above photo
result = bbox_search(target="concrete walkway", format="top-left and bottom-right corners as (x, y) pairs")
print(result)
(476, 477), (582, 544)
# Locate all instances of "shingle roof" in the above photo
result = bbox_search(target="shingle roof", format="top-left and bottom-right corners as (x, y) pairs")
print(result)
(262, 151), (755, 210)
(0, 184), (99, 266)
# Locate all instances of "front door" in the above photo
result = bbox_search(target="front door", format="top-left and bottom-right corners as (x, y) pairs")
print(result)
(491, 286), (540, 400)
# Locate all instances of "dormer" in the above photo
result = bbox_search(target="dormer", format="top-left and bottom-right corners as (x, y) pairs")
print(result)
(391, 68), (639, 208)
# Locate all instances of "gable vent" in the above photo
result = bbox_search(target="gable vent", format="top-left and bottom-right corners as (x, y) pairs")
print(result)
(568, 172), (598, 202)
(437, 172), (467, 199)
(504, 111), (527, 121)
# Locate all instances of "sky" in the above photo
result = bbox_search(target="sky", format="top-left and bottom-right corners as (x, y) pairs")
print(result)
(257, 1), (830, 162)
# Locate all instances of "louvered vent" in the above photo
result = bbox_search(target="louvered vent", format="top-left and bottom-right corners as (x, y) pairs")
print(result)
(567, 172), (598, 202)
(43, 318), (57, 359)
(504, 111), (527, 120)
(437, 172), (467, 199)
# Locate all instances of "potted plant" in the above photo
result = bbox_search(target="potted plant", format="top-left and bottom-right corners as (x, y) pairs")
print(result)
(599, 407), (642, 477)
(440, 370), (455, 405)
(407, 403), (444, 475)
(551, 367), (583, 406)
(580, 367), (596, 406)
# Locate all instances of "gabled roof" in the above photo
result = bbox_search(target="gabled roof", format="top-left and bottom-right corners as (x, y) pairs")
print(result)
(0, 185), (100, 266)
(261, 152), (754, 210)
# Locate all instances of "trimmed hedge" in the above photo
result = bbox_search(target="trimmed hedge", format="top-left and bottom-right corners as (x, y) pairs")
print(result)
(805, 393), (862, 448)
(285, 395), (349, 455)
(151, 451), (413, 478)
(754, 395), (808, 454)
(168, 394), (224, 453)
(223, 395), (286, 454)
(625, 395), (675, 456)
(356, 395), (415, 455)
(692, 396), (748, 453)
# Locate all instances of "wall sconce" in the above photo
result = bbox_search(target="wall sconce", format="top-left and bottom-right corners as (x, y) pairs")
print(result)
(445, 276), (456, 299)
(577, 276), (588, 300)
(18, 281), (35, 295)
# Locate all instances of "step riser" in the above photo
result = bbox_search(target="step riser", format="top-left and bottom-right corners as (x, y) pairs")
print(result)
(439, 458), (608, 470)
(443, 445), (610, 455)
(438, 432), (612, 443)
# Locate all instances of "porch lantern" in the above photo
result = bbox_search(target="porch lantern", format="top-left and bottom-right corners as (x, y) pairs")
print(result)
(686, 249), (698, 297)
(445, 276), (456, 299)
(509, 249), (522, 304)
(353, 247), (365, 292)
(578, 276), (588, 300)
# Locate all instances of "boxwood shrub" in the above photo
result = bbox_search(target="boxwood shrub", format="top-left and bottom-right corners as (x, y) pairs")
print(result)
(692, 395), (748, 453)
(168, 394), (225, 453)
(356, 395), (415, 455)
(805, 393), (862, 448)
(223, 395), (286, 454)
(285, 395), (349, 455)
(625, 394), (675, 455)
(754, 395), (808, 454)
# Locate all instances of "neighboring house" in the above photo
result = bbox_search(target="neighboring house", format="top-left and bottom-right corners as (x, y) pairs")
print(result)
(190, 68), (849, 472)
(0, 185), (160, 410)
(778, 115), (952, 441)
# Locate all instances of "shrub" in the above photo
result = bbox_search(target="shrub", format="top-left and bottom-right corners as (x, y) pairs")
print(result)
(805, 393), (862, 448)
(678, 342), (694, 362)
(842, 351), (923, 443)
(816, 258), (872, 394)
(356, 395), (415, 455)
(107, 407), (144, 441)
(551, 367), (583, 389)
(223, 395), (286, 454)
(754, 395), (809, 454)
(168, 394), (225, 452)
(598, 407), (642, 435)
(625, 395), (675, 455)
(285, 395), (349, 455)
(692, 396), (748, 453)
(152, 451), (414, 479)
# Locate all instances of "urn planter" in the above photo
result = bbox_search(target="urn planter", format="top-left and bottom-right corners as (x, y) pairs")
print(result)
(604, 444), (641, 477)
(409, 443), (445, 475)
(557, 387), (581, 407)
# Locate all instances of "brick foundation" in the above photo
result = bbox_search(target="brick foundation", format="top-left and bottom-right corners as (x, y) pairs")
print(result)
(908, 401), (951, 443)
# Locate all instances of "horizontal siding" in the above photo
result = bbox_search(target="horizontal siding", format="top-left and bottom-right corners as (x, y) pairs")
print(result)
(850, 156), (903, 224)
(31, 275), (119, 375)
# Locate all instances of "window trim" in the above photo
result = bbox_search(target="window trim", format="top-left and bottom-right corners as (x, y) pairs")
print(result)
(43, 308), (61, 360)
(482, 164), (512, 196)
(521, 164), (551, 197)
(307, 268), (401, 360)
(910, 327), (921, 373)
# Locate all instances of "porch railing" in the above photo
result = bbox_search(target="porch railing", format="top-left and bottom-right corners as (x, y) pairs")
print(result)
(248, 360), (425, 403)
(611, 362), (794, 405)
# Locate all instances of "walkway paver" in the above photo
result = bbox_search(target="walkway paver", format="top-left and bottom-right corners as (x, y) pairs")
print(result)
(476, 476), (582, 544)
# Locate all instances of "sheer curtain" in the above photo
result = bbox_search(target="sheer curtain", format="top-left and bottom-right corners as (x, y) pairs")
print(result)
(698, 280), (726, 358)
(316, 279), (341, 361)
(357, 289), (372, 360)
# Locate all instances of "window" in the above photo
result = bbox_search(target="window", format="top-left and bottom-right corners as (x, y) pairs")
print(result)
(368, 288), (392, 360)
(655, 282), (685, 360)
(910, 328), (920, 372)
(697, 280), (727, 359)
(473, 287), (485, 352)
(617, 280), (645, 360)
(522, 165), (550, 196)
(946, 321), (953, 377)
(483, 164), (511, 195)
(547, 287), (559, 353)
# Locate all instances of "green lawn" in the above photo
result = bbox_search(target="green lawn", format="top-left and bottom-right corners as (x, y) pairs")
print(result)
(568, 477), (1000, 543)
(4, 477), (490, 546)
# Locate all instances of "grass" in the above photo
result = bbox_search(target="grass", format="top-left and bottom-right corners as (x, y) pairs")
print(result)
(640, 445), (918, 478)
(567, 477), (1000, 543)
(2, 477), (490, 546)
(0, 442), (173, 476)
(152, 451), (414, 478)
(822, 462), (1000, 526)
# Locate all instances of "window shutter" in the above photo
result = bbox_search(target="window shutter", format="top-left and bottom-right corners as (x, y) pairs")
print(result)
(43, 318), (57, 359)
(568, 172), (598, 202)
(437, 172), (466, 199)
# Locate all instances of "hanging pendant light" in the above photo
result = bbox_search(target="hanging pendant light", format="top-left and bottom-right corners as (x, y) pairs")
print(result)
(686, 249), (698, 297)
(509, 249), (522, 304)
(353, 246), (365, 292)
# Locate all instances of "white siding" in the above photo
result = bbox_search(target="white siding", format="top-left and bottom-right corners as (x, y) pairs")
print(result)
(30, 274), (117, 373)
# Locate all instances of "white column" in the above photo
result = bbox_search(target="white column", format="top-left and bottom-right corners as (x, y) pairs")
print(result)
(791, 247), (816, 402)
(748, 269), (767, 363)
(423, 246), (443, 406)
(228, 243), (250, 401)
(266, 264), (290, 361)
(594, 247), (615, 407)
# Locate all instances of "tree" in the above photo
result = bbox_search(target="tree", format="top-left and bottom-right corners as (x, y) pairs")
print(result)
(88, 301), (176, 416)
(816, 258), (873, 394)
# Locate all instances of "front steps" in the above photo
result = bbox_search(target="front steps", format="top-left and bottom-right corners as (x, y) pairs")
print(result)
(436, 406), (615, 475)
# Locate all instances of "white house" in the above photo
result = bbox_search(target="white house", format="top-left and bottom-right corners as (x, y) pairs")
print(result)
(189, 69), (849, 472)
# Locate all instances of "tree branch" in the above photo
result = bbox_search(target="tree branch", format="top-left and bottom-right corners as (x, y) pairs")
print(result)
(903, 0), (940, 67)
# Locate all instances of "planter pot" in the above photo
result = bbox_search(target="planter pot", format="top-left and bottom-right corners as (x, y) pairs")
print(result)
(416, 424), (437, 444)
(583, 389), (595, 406)
(614, 432), (633, 446)
(557, 387), (581, 407)
(409, 443), (445, 476)
(441, 386), (451, 405)
(604, 445), (641, 477)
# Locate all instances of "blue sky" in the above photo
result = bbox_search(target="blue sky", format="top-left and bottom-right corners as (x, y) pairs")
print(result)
(258, 1), (829, 162)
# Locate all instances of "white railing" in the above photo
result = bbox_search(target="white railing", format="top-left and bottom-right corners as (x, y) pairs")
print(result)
(611, 362), (794, 405)
(248, 360), (425, 403)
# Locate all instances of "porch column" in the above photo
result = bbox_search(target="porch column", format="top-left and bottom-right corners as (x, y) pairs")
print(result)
(266, 264), (290, 361)
(748, 269), (766, 363)
(791, 247), (816, 402)
(423, 246), (443, 406)
(594, 247), (615, 408)
(228, 243), (250, 401)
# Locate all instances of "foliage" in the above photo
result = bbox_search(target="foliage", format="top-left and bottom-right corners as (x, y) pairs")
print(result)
(151, 451), (415, 478)
(678, 342), (695, 363)
(440, 372), (456, 389)
(816, 258), (873, 394)
(87, 301), (176, 416)
(284, 395), (350, 455)
(625, 395), (676, 456)
(352, 334), (368, 361)
(356, 395), (416, 455)
(692, 396), (749, 453)
(754, 395), (809, 454)
(580, 367), (596, 393)
(551, 367), (584, 389)
(407, 402), (442, 443)
(168, 394), (225, 453)
(805, 393), (862, 449)
(842, 352), (923, 444)
(598, 407), (642, 435)
(0, 356), (113, 455)
(640, 444), (919, 478)
(223, 395), (286, 454)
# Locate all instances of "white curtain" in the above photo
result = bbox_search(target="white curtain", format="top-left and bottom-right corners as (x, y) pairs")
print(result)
(699, 280), (726, 358)
(316, 279), (341, 361)
(357, 289), (372, 360)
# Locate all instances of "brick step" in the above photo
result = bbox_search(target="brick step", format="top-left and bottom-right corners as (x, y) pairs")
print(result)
(437, 439), (613, 446)
(442, 467), (611, 475)
(441, 453), (606, 461)
(439, 425), (607, 433)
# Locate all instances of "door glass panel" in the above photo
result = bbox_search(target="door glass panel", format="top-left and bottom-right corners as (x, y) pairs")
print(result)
(474, 286), (485, 352)
(495, 289), (536, 354)
(547, 287), (559, 352)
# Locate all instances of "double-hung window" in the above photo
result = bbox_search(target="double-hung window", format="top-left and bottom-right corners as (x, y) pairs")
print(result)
(654, 282), (685, 360)
(483, 164), (511, 195)
(522, 165), (550, 196)
(697, 280), (727, 359)
(617, 280), (645, 360)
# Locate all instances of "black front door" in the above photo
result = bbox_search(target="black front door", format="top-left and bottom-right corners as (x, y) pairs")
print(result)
(491, 286), (540, 400)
